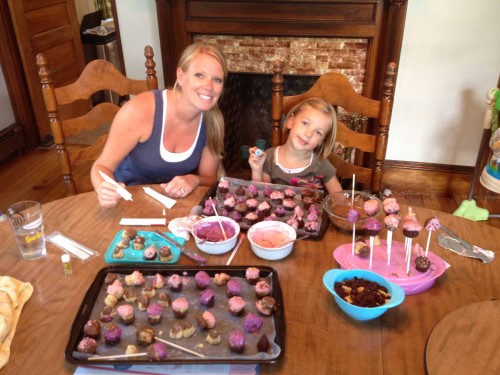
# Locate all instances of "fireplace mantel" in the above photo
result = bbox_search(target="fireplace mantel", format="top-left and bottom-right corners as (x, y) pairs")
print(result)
(154, 0), (408, 100)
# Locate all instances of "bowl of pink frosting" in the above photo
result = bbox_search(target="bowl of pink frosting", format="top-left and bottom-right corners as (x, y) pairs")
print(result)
(323, 190), (382, 233)
(191, 216), (240, 254)
(247, 221), (297, 260)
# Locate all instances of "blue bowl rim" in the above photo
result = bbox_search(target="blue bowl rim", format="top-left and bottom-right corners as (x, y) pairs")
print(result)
(323, 268), (405, 311)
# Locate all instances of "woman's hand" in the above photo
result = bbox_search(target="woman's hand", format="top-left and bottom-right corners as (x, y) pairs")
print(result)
(161, 175), (199, 198)
(96, 181), (123, 208)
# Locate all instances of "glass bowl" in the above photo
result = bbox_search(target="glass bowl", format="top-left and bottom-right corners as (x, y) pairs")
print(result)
(322, 190), (382, 232)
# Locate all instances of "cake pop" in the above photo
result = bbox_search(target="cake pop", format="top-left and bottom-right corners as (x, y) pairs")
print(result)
(363, 217), (382, 269)
(363, 199), (380, 217)
(402, 208), (423, 274)
(382, 197), (400, 215)
(424, 217), (441, 257)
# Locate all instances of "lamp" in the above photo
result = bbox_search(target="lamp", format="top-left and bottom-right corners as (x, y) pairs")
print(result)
(454, 87), (500, 221)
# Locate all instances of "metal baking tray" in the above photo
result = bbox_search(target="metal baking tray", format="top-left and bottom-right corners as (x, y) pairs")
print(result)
(196, 177), (329, 239)
(65, 265), (285, 365)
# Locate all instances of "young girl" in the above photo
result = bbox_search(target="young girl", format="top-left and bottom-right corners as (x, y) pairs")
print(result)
(249, 97), (342, 194)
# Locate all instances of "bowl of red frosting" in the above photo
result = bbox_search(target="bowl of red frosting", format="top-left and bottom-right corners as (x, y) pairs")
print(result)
(191, 216), (240, 254)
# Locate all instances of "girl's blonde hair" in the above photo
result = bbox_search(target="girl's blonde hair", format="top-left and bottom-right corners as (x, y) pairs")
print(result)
(175, 43), (228, 160)
(284, 97), (337, 160)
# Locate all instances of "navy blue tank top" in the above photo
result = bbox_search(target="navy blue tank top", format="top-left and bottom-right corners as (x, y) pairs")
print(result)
(115, 90), (207, 185)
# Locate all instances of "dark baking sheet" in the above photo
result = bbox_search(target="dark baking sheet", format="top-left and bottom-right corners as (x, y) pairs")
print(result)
(104, 231), (183, 265)
(65, 265), (285, 365)
(196, 177), (329, 239)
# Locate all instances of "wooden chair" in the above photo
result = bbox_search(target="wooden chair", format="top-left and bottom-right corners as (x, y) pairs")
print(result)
(36, 45), (158, 196)
(271, 60), (397, 194)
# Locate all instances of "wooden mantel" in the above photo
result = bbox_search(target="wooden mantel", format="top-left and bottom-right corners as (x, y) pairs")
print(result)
(154, 0), (408, 101)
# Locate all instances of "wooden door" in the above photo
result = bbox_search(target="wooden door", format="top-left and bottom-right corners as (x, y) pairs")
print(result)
(7, 0), (86, 141)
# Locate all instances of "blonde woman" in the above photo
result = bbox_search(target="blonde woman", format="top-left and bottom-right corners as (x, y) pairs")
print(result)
(91, 43), (227, 207)
(249, 97), (342, 194)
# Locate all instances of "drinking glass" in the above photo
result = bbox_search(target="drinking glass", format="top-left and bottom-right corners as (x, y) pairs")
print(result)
(6, 200), (46, 260)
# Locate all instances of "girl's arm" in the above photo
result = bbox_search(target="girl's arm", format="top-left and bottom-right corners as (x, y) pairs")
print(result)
(249, 146), (266, 181)
(324, 175), (343, 195)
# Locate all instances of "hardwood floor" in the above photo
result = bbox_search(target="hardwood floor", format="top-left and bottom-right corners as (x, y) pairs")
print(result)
(1, 148), (500, 231)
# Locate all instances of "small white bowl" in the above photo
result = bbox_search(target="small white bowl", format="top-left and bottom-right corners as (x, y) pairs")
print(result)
(191, 216), (240, 254)
(247, 221), (296, 260)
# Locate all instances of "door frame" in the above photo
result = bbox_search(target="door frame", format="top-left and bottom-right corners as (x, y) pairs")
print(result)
(0, 0), (124, 149)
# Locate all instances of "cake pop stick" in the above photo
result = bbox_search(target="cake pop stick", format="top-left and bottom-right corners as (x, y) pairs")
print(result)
(348, 208), (360, 256)
(384, 214), (401, 265)
(424, 217), (441, 257)
(349, 175), (357, 255)
(406, 241), (412, 274)
(363, 218), (382, 269)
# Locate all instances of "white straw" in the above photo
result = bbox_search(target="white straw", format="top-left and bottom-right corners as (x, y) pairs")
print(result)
(226, 234), (246, 265)
(369, 236), (374, 269)
(209, 197), (227, 240)
(154, 336), (205, 358)
(88, 352), (148, 360)
(351, 226), (356, 256)
(386, 230), (393, 265)
(425, 231), (431, 257)
(406, 241), (412, 275)
(351, 174), (356, 256)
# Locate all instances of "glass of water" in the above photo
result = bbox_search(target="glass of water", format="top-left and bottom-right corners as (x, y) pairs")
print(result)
(6, 200), (46, 260)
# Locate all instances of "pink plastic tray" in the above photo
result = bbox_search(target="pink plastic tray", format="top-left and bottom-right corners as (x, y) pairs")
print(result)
(333, 240), (447, 295)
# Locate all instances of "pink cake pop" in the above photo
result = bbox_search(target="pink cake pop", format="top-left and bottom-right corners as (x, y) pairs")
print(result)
(424, 217), (441, 257)
(382, 197), (400, 215)
(363, 199), (380, 217)
(402, 208), (423, 274)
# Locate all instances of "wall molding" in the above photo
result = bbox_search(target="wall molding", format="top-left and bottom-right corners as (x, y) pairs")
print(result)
(383, 160), (498, 198)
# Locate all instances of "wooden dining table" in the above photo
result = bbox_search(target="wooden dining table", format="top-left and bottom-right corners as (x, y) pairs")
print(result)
(1, 185), (499, 375)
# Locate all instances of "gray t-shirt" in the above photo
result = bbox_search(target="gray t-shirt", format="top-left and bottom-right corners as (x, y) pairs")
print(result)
(262, 146), (337, 190)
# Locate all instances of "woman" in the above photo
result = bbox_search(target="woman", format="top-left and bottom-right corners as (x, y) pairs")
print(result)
(91, 43), (227, 207)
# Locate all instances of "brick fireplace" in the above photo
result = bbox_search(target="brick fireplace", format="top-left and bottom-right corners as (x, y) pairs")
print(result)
(154, 0), (408, 173)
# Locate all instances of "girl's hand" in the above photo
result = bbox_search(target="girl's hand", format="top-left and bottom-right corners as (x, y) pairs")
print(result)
(161, 175), (198, 198)
(248, 146), (266, 171)
(97, 181), (123, 207)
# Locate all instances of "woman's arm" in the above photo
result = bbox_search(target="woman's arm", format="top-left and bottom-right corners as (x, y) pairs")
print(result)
(161, 146), (219, 198)
(91, 92), (155, 207)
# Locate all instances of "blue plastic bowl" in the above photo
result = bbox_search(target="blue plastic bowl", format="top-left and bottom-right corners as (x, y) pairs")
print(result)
(323, 269), (405, 321)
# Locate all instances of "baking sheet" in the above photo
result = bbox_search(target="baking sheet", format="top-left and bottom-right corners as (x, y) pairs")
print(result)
(197, 177), (329, 239)
(65, 265), (285, 365)
(104, 231), (183, 264)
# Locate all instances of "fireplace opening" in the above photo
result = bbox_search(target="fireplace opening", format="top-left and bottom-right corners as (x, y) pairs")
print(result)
(220, 72), (319, 178)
